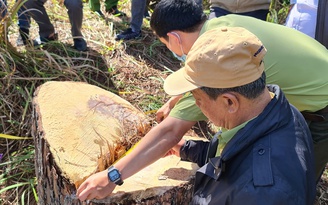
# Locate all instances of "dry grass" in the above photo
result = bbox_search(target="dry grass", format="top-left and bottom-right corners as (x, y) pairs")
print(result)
(0, 0), (327, 204)
(1, 1), (180, 204)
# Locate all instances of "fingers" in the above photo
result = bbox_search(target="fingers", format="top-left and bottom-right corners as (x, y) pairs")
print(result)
(76, 170), (114, 201)
(76, 182), (86, 200)
(156, 107), (165, 123)
(77, 186), (100, 201)
(77, 183), (91, 201)
(156, 108), (169, 123)
(76, 180), (98, 201)
(163, 150), (173, 157)
(156, 113), (164, 123)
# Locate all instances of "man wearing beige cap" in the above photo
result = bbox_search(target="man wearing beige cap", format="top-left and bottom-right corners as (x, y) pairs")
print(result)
(163, 27), (316, 204)
(150, 0), (328, 182)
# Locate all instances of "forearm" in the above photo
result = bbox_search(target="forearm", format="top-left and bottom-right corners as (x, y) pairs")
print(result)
(115, 129), (178, 180)
(114, 116), (196, 181)
(77, 117), (197, 200)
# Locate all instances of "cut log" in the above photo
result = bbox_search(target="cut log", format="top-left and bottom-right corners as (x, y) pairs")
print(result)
(32, 81), (198, 205)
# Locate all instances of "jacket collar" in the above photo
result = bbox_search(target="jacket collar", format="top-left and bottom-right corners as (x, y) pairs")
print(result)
(220, 85), (291, 163)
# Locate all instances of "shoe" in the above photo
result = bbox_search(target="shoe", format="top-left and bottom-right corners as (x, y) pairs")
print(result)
(94, 10), (105, 18)
(115, 28), (141, 41)
(16, 35), (39, 47)
(17, 28), (40, 47)
(73, 38), (87, 51)
(40, 33), (58, 44)
(106, 6), (126, 17)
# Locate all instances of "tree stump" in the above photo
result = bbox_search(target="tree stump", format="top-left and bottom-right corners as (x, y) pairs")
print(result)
(32, 81), (198, 205)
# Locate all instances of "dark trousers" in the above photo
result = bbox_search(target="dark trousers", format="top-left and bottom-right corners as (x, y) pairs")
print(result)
(0, 0), (6, 18)
(209, 6), (269, 21)
(315, 0), (328, 48)
(302, 106), (328, 181)
(24, 0), (83, 38)
(0, 0), (32, 33)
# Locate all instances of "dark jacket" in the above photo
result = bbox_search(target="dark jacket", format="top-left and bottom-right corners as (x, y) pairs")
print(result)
(180, 85), (316, 205)
(316, 0), (328, 48)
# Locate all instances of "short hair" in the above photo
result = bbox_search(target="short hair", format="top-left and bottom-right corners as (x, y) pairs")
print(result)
(200, 72), (267, 100)
(150, 0), (207, 39)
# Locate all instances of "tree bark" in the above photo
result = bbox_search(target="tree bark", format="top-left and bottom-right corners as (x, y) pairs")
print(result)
(32, 81), (197, 205)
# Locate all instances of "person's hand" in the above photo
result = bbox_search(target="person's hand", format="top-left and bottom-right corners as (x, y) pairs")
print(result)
(156, 102), (171, 123)
(156, 95), (183, 122)
(163, 138), (185, 158)
(77, 170), (115, 201)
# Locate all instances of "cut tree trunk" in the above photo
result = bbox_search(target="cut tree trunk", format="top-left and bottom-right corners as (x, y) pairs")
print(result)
(32, 81), (198, 205)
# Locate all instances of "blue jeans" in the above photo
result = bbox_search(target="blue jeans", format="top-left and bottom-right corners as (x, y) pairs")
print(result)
(129, 0), (202, 32)
(0, 0), (7, 18)
(130, 0), (146, 32)
(0, 0), (30, 31)
(18, 4), (31, 29)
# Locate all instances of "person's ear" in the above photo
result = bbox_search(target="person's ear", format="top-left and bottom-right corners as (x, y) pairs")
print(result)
(221, 93), (239, 113)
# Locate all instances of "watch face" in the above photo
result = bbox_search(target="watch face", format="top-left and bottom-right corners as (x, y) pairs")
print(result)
(108, 169), (120, 181)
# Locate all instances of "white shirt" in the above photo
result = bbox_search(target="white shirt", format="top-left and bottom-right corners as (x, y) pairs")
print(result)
(285, 0), (318, 38)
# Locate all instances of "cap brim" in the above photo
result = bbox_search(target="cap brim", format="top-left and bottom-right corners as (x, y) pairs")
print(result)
(164, 68), (200, 96)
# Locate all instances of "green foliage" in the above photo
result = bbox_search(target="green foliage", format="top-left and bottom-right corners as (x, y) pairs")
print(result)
(1, 2), (118, 204)
(0, 145), (37, 204)
(267, 0), (290, 24)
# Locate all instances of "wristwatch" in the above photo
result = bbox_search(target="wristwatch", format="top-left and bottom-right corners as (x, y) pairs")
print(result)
(107, 165), (124, 186)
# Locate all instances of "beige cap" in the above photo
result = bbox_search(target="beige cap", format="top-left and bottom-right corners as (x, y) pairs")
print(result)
(164, 27), (267, 96)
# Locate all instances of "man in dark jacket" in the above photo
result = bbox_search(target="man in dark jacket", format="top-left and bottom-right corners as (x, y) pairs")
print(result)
(150, 0), (328, 182)
(163, 27), (316, 205)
